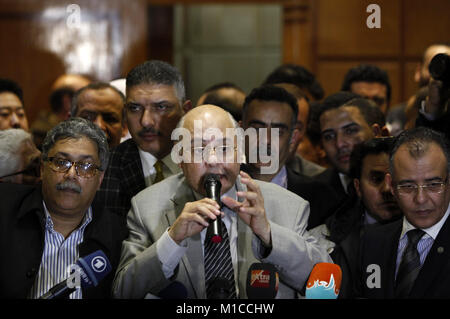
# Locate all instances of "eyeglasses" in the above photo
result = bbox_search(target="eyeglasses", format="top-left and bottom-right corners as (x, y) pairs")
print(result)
(395, 178), (448, 196)
(188, 145), (238, 162)
(44, 157), (100, 178)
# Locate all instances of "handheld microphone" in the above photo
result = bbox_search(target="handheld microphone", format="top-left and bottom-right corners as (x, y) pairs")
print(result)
(39, 250), (112, 299)
(204, 173), (222, 243)
(159, 281), (188, 299)
(246, 263), (279, 299)
(208, 277), (230, 299)
(305, 263), (342, 299)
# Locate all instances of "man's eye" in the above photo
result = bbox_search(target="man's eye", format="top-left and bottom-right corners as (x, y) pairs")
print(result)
(344, 126), (360, 135)
(322, 133), (335, 141)
(127, 104), (142, 112)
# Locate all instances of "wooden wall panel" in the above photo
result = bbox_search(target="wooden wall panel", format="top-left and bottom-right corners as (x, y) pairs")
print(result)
(317, 0), (401, 57)
(404, 0), (450, 57)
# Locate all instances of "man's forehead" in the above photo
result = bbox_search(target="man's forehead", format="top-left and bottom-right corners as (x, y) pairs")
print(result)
(321, 105), (365, 127)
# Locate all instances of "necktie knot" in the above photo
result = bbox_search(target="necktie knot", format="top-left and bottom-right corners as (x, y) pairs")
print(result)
(407, 229), (425, 247)
(154, 160), (164, 183)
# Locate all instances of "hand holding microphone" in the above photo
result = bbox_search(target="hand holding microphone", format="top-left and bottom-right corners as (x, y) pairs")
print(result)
(168, 174), (223, 245)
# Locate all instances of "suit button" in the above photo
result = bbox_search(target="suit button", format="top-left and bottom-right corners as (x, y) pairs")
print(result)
(26, 268), (37, 278)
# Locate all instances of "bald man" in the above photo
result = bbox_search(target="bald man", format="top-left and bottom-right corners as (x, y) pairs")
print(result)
(113, 105), (331, 299)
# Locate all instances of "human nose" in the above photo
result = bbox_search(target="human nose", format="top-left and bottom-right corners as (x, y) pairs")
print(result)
(413, 186), (428, 204)
(94, 115), (107, 133)
(336, 131), (349, 149)
(140, 108), (156, 128)
(10, 112), (20, 128)
(63, 162), (78, 178)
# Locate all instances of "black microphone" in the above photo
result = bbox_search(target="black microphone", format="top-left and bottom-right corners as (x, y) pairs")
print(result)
(208, 277), (230, 299)
(159, 281), (188, 299)
(204, 173), (222, 243)
(39, 250), (112, 299)
(246, 263), (279, 299)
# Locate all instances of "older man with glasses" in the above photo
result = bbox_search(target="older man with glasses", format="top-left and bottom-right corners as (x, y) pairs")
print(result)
(360, 127), (450, 299)
(0, 117), (128, 298)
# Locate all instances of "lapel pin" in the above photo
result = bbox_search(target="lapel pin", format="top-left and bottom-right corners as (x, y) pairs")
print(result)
(437, 246), (444, 254)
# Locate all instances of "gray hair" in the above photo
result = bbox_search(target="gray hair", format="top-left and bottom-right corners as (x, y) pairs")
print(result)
(389, 127), (450, 177)
(0, 129), (31, 177)
(126, 60), (186, 103)
(41, 117), (109, 171)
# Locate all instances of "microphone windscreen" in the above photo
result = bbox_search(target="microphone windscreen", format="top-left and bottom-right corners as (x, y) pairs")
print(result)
(246, 263), (278, 299)
(305, 263), (342, 299)
(76, 250), (112, 289)
(159, 281), (188, 299)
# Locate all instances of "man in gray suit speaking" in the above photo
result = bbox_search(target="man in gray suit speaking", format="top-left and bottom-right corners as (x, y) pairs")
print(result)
(112, 104), (331, 299)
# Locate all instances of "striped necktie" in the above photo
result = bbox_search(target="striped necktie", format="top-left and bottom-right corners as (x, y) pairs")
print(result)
(204, 218), (237, 299)
(153, 160), (164, 183)
(395, 229), (425, 298)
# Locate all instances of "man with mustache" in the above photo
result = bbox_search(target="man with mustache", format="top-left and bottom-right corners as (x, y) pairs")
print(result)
(71, 82), (127, 149)
(97, 60), (192, 218)
(113, 105), (331, 298)
(310, 137), (402, 298)
(0, 118), (128, 298)
(361, 127), (450, 298)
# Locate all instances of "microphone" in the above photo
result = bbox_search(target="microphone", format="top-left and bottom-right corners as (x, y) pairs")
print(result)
(204, 173), (222, 243)
(208, 277), (231, 299)
(158, 281), (188, 299)
(39, 250), (112, 299)
(305, 263), (342, 299)
(246, 263), (279, 299)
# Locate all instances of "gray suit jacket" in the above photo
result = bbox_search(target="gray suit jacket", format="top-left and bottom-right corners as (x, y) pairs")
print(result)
(112, 173), (332, 299)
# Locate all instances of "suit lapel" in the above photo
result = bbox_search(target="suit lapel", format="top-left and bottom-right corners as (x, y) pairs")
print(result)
(166, 178), (205, 298)
(410, 215), (450, 298)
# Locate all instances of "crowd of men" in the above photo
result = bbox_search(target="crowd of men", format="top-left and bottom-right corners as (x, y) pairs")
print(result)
(1, 42), (450, 299)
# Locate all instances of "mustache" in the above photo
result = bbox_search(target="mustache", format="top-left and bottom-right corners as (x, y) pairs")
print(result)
(56, 180), (82, 194)
(138, 127), (162, 137)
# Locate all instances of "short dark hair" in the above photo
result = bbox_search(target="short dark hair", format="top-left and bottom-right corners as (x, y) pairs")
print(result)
(343, 98), (386, 127)
(202, 82), (245, 94)
(126, 60), (185, 102)
(389, 127), (450, 177)
(0, 78), (24, 104)
(70, 82), (125, 117)
(349, 137), (395, 180)
(49, 87), (75, 113)
(41, 117), (109, 171)
(341, 64), (391, 104)
(263, 64), (324, 100)
(242, 85), (299, 129)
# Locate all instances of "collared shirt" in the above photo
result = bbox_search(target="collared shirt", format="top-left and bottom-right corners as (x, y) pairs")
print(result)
(156, 184), (240, 296)
(395, 203), (450, 277)
(364, 210), (379, 225)
(28, 202), (93, 299)
(339, 172), (351, 194)
(138, 148), (181, 187)
(271, 165), (288, 189)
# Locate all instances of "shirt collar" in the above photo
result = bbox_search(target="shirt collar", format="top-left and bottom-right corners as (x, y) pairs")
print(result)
(42, 200), (93, 232)
(270, 165), (288, 189)
(138, 148), (179, 175)
(400, 202), (450, 240)
(339, 172), (351, 193)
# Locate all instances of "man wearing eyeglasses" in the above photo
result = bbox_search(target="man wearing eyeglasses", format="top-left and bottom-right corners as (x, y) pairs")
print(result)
(96, 60), (192, 218)
(0, 118), (128, 298)
(360, 127), (450, 298)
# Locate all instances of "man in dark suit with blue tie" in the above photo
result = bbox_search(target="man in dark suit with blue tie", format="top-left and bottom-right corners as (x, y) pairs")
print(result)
(361, 127), (450, 298)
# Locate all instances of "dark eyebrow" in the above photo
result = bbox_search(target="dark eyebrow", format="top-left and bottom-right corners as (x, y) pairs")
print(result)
(341, 122), (360, 130)
(52, 152), (95, 161)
